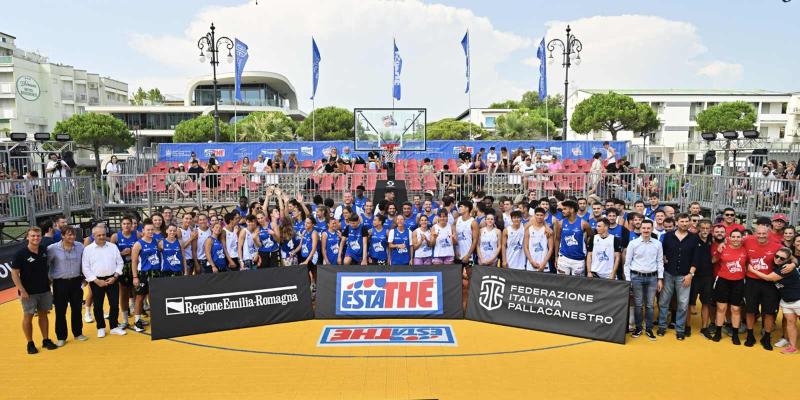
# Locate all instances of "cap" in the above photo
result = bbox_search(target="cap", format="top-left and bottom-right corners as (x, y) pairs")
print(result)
(178, 163), (184, 167)
(424, 190), (435, 196)
(772, 214), (788, 222)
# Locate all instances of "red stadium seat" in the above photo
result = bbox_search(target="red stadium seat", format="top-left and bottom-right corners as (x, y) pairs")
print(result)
(319, 175), (334, 191)
(447, 159), (458, 172)
(433, 159), (444, 170)
(396, 171), (406, 180)
(301, 160), (314, 170)
(423, 174), (438, 191)
(407, 174), (422, 191)
(366, 173), (378, 191)
(353, 164), (365, 173)
(407, 159), (418, 172)
(350, 174), (364, 190)
(544, 181), (556, 191)
(334, 175), (347, 191)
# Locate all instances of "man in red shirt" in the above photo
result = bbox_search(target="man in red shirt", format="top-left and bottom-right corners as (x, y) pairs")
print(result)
(720, 208), (745, 237)
(743, 225), (782, 350)
(710, 224), (727, 277)
(768, 214), (787, 245)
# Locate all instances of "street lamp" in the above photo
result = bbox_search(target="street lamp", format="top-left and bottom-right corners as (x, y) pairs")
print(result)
(547, 25), (583, 140)
(197, 22), (234, 142)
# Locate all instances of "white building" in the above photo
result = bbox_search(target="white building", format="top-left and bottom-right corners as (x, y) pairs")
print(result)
(566, 89), (800, 167)
(0, 32), (128, 137)
(455, 108), (514, 134)
(88, 71), (306, 144)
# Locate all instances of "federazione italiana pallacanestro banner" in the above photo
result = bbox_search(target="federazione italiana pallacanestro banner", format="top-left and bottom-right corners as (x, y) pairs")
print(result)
(466, 266), (630, 344)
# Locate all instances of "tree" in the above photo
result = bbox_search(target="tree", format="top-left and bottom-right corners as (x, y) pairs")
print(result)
(147, 88), (165, 104)
(235, 111), (296, 142)
(427, 118), (487, 140)
(490, 91), (563, 128)
(53, 113), (133, 180)
(696, 101), (756, 133)
(130, 87), (147, 105)
(488, 99), (520, 109)
(296, 107), (353, 141)
(492, 108), (556, 139)
(173, 115), (232, 143)
(570, 91), (660, 140)
(130, 87), (165, 105)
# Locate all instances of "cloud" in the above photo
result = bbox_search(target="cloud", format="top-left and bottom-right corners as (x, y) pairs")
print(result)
(126, 0), (531, 120)
(521, 57), (538, 67)
(540, 15), (744, 91)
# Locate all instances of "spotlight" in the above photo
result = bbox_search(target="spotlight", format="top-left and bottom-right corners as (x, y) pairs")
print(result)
(701, 132), (716, 141)
(722, 131), (738, 140)
(34, 132), (50, 141)
(55, 133), (71, 142)
(742, 130), (759, 139)
(9, 132), (27, 142)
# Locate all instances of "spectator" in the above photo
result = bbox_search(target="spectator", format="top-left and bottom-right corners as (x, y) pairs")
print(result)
(340, 146), (353, 166)
(206, 163), (220, 201)
(105, 155), (122, 204)
(45, 152), (70, 180)
(499, 147), (510, 172)
(286, 153), (299, 174)
(541, 149), (553, 163)
(548, 155), (563, 173)
(252, 154), (268, 183)
(47, 226), (87, 347)
(189, 151), (199, 165)
(603, 141), (616, 171)
(207, 154), (218, 168)
(486, 147), (499, 174)
(421, 158), (434, 175)
(187, 159), (204, 183)
(81, 225), (126, 338)
(241, 156), (251, 175)
(326, 147), (339, 163)
(271, 149), (286, 172)
(458, 145), (472, 163)
(166, 167), (187, 202)
(11, 227), (59, 354)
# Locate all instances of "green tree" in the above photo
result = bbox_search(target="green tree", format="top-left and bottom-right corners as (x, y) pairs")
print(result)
(696, 101), (757, 133)
(296, 107), (353, 141)
(147, 88), (165, 104)
(492, 108), (556, 139)
(570, 91), (660, 140)
(427, 118), (487, 140)
(488, 99), (520, 109)
(489, 91), (563, 128)
(234, 111), (296, 142)
(53, 113), (134, 180)
(173, 115), (232, 143)
(130, 87), (147, 105)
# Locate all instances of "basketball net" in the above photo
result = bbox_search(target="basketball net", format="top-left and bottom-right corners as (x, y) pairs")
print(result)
(381, 143), (399, 164)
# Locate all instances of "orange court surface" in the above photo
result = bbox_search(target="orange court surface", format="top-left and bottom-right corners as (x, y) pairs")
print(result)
(1, 290), (797, 400)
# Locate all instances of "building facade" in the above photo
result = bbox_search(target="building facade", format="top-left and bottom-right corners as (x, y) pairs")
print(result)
(566, 89), (800, 167)
(0, 32), (128, 137)
(455, 108), (513, 135)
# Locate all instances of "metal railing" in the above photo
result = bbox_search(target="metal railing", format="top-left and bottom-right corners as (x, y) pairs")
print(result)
(0, 176), (96, 224)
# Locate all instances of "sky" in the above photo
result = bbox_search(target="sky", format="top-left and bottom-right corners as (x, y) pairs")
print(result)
(3, 0), (798, 120)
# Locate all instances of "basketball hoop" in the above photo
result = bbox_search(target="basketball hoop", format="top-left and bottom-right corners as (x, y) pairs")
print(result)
(381, 143), (400, 164)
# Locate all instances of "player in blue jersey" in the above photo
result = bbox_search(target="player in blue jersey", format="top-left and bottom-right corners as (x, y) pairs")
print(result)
(368, 214), (389, 265)
(160, 224), (186, 277)
(204, 222), (232, 273)
(130, 221), (161, 332)
(151, 213), (165, 242)
(110, 216), (137, 329)
(388, 214), (412, 266)
(256, 209), (281, 268)
(340, 214), (369, 265)
(553, 200), (593, 276)
(321, 218), (342, 265)
(587, 202), (604, 230)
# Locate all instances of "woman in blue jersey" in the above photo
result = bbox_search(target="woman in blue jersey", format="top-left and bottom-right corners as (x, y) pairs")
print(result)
(321, 217), (342, 265)
(368, 214), (389, 265)
(130, 221), (161, 333)
(204, 222), (232, 273)
(477, 214), (501, 267)
(110, 216), (137, 328)
(256, 210), (281, 268)
(388, 214), (412, 266)
(161, 224), (186, 277)
(151, 213), (165, 242)
(412, 215), (435, 265)
(314, 205), (329, 233)
(281, 216), (300, 266)
(340, 214), (369, 265)
(298, 217), (319, 283)
(237, 214), (261, 270)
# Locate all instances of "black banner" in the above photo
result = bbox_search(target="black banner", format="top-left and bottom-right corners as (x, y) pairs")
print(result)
(466, 266), (630, 344)
(150, 266), (314, 340)
(0, 242), (25, 291)
(315, 265), (463, 319)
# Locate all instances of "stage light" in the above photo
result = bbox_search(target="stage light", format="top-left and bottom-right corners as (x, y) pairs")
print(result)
(34, 132), (50, 141)
(742, 130), (759, 139)
(9, 132), (27, 142)
(55, 133), (71, 142)
(701, 132), (716, 141)
(722, 131), (738, 140)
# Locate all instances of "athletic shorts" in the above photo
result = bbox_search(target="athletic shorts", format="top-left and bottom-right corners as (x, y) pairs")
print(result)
(557, 255), (586, 276)
(258, 250), (281, 269)
(242, 259), (256, 270)
(119, 262), (133, 286)
(413, 257), (432, 265)
(370, 258), (387, 266)
(229, 258), (241, 271)
(21, 291), (53, 315)
(432, 256), (454, 265)
(744, 279), (780, 315)
(591, 271), (613, 279)
(713, 277), (744, 306)
(780, 299), (800, 315)
(135, 270), (159, 296)
(160, 270), (183, 278)
(691, 275), (715, 305)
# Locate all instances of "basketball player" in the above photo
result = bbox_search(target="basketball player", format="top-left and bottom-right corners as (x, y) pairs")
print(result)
(553, 200), (593, 276)
(524, 207), (554, 272)
(502, 211), (527, 270)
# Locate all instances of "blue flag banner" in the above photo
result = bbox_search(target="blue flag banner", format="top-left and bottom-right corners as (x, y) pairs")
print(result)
(160, 141), (627, 163)
(461, 31), (470, 93)
(536, 38), (547, 101)
(311, 38), (321, 100)
(393, 39), (402, 101)
(234, 38), (249, 102)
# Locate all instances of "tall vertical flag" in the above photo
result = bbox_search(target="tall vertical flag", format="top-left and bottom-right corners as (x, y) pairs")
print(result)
(393, 39), (402, 101)
(234, 38), (249, 101)
(461, 31), (470, 93)
(310, 38), (321, 100)
(536, 38), (547, 101)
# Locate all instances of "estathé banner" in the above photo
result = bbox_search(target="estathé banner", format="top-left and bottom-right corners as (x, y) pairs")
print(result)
(315, 265), (463, 319)
(150, 266), (313, 339)
(317, 325), (457, 346)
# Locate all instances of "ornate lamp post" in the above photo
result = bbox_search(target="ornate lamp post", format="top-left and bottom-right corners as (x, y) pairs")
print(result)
(547, 25), (583, 140)
(197, 23), (234, 142)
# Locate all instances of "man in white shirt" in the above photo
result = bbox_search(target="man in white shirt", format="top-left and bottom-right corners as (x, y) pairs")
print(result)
(81, 226), (126, 338)
(541, 149), (553, 163)
(519, 157), (536, 175)
(45, 153), (70, 179)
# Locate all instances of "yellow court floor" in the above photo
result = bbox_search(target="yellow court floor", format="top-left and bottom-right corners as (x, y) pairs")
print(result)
(1, 298), (797, 400)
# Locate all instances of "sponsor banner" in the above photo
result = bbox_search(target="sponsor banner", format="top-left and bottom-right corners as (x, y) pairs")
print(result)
(315, 265), (463, 319)
(0, 242), (25, 291)
(466, 266), (630, 344)
(317, 324), (457, 346)
(150, 266), (313, 340)
(159, 140), (627, 163)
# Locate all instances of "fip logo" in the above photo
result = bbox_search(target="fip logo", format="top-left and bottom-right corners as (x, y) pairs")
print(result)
(478, 275), (506, 311)
(318, 325), (457, 346)
(336, 272), (443, 315)
(301, 146), (314, 157)
(571, 146), (583, 157)
(203, 149), (225, 158)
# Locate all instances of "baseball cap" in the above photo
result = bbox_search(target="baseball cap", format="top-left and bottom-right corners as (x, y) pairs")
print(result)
(772, 214), (788, 222)
(424, 190), (435, 197)
(178, 163), (184, 167)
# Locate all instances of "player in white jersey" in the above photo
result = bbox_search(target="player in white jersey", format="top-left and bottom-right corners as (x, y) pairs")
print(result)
(412, 216), (435, 265)
(194, 214), (212, 273)
(586, 217), (622, 279)
(524, 207), (554, 272)
(223, 212), (241, 271)
(454, 201), (478, 266)
(477, 214), (501, 267)
(502, 211), (527, 270)
(431, 209), (456, 264)
(237, 214), (261, 270)
(179, 213), (198, 275)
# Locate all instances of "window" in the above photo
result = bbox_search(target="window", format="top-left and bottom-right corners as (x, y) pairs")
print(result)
(688, 127), (695, 142)
(761, 102), (770, 114)
(485, 116), (496, 128)
(780, 127), (785, 139)
(781, 102), (788, 114)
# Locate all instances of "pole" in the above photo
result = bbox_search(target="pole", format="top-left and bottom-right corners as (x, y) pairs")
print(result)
(312, 98), (316, 142)
(562, 26), (571, 140)
(234, 101), (237, 142)
(545, 99), (549, 141)
(467, 29), (472, 141)
(210, 24), (220, 143)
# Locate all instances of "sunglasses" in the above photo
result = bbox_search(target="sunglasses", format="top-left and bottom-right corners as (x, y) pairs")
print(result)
(775, 254), (787, 261)
(724, 214), (735, 217)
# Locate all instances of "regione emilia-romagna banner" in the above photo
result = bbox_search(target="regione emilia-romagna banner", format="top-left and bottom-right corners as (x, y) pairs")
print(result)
(466, 266), (630, 344)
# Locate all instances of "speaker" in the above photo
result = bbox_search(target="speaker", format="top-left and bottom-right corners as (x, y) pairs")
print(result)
(748, 148), (768, 165)
(703, 150), (716, 166)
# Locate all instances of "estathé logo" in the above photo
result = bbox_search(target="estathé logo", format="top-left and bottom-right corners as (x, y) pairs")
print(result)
(318, 325), (456, 346)
(336, 272), (443, 315)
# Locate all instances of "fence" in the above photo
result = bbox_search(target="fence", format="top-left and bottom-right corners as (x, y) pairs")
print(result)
(0, 176), (96, 225)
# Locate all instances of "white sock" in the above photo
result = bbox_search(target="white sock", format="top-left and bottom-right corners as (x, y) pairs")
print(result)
(122, 311), (129, 321)
(135, 315), (141, 322)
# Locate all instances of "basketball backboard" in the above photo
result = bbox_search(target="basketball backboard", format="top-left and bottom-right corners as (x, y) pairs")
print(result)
(354, 108), (426, 151)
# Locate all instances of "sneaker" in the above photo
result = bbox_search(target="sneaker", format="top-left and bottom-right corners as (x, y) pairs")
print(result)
(676, 334), (685, 341)
(761, 335), (773, 351)
(42, 339), (58, 350)
(684, 327), (692, 337)
(118, 321), (129, 330)
(668, 322), (676, 330)
(27, 341), (38, 355)
(702, 328), (714, 340)
(631, 327), (643, 338)
(110, 327), (127, 336)
(75, 335), (88, 341)
(84, 311), (94, 323)
(775, 338), (789, 348)
(656, 328), (666, 336)
(732, 334), (741, 346)
(645, 330), (657, 340)
(56, 339), (66, 347)
(780, 346), (797, 355)
(133, 320), (145, 333)
(97, 328), (106, 338)
(744, 334), (756, 347)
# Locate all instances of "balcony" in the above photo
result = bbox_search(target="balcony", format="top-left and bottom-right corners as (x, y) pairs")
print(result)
(61, 91), (74, 101)
(88, 97), (99, 105)
(0, 56), (11, 64)
(1, 109), (14, 119)
(76, 93), (87, 103)
(759, 113), (788, 123)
